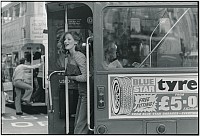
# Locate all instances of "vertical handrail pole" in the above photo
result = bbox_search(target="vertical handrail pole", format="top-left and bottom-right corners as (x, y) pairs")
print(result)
(48, 77), (53, 113)
(139, 8), (190, 67)
(65, 76), (69, 134)
(42, 55), (45, 89)
(86, 36), (94, 131)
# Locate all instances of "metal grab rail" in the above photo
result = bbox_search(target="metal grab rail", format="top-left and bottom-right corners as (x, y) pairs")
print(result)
(139, 8), (190, 68)
(86, 36), (94, 131)
(65, 76), (69, 134)
(47, 71), (65, 113)
(42, 55), (45, 90)
(48, 70), (70, 134)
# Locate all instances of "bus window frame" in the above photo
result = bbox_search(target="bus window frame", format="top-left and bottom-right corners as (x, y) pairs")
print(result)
(98, 5), (198, 72)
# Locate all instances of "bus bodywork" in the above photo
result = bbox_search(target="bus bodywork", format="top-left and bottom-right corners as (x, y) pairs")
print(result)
(2, 2), (48, 107)
(46, 2), (198, 134)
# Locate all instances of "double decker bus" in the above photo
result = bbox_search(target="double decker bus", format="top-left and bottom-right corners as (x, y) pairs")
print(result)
(1, 2), (48, 107)
(46, 2), (198, 134)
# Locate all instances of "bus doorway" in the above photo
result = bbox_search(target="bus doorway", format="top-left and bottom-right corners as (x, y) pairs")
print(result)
(47, 2), (93, 134)
(47, 2), (198, 135)
(18, 43), (46, 107)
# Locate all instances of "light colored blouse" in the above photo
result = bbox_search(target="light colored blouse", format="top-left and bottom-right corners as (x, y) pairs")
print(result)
(12, 63), (42, 81)
(102, 59), (123, 70)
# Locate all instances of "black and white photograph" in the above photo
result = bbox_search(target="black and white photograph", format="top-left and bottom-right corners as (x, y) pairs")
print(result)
(1, 1), (198, 135)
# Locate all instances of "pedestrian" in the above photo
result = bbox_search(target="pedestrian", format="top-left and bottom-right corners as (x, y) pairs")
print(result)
(12, 57), (43, 115)
(58, 31), (88, 134)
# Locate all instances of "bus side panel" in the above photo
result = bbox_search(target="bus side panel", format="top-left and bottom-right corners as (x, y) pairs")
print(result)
(177, 119), (198, 134)
(95, 120), (143, 134)
(94, 73), (198, 134)
(47, 10), (65, 72)
(47, 9), (65, 134)
(95, 74), (143, 134)
(48, 74), (65, 134)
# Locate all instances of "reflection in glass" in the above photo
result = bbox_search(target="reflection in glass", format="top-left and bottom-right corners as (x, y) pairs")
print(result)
(103, 7), (198, 68)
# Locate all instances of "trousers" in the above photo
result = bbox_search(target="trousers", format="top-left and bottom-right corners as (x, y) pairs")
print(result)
(74, 83), (89, 134)
(13, 80), (33, 113)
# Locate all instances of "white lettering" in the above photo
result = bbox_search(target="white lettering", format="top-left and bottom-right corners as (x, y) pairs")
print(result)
(133, 86), (155, 92)
(37, 121), (48, 126)
(131, 78), (155, 86)
(11, 122), (33, 127)
(21, 116), (38, 120)
(2, 116), (17, 120)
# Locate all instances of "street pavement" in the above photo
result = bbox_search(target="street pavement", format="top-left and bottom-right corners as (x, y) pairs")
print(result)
(1, 106), (48, 134)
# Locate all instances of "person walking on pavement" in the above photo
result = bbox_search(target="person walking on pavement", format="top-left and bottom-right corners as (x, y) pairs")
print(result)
(12, 57), (43, 115)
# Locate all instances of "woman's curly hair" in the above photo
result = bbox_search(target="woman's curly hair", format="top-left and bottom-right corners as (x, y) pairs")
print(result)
(57, 31), (82, 54)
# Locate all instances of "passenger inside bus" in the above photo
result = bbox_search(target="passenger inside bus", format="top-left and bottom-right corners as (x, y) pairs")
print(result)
(102, 7), (198, 68)
(102, 41), (123, 69)
(127, 39), (141, 64)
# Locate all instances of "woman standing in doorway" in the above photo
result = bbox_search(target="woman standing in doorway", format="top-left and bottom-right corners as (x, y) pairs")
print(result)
(58, 31), (88, 134)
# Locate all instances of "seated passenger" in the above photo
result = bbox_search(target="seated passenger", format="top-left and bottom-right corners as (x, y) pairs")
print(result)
(102, 41), (123, 69)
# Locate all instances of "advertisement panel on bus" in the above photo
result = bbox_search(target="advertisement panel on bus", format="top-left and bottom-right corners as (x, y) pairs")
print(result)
(108, 74), (198, 119)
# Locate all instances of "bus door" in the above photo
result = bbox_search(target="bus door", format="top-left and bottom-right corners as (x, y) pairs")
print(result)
(46, 2), (93, 134)
(92, 2), (198, 134)
(21, 43), (46, 106)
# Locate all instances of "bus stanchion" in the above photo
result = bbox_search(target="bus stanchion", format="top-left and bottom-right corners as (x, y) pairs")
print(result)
(65, 76), (69, 134)
(139, 8), (190, 68)
(85, 36), (94, 132)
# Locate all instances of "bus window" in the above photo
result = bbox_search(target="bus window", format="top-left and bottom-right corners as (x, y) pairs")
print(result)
(103, 7), (198, 68)
(3, 54), (13, 81)
(13, 52), (19, 67)
(8, 7), (13, 21)
(21, 2), (27, 16)
(14, 4), (20, 19)
(2, 10), (8, 24)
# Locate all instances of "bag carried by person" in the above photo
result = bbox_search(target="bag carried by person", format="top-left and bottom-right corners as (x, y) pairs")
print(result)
(64, 63), (81, 76)
(64, 63), (81, 90)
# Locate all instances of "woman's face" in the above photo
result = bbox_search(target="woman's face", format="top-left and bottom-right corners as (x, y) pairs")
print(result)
(64, 34), (77, 50)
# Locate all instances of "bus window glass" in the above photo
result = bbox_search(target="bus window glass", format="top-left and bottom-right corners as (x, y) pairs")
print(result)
(103, 7), (198, 68)
(2, 10), (8, 24)
(14, 4), (20, 19)
(4, 54), (13, 81)
(21, 2), (27, 16)
(8, 7), (13, 21)
(13, 52), (19, 67)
